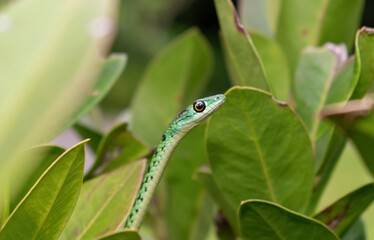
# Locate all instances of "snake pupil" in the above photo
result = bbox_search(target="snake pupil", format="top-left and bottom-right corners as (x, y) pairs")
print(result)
(193, 101), (205, 112)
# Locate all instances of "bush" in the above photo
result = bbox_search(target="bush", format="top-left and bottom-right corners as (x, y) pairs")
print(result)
(0, 0), (373, 239)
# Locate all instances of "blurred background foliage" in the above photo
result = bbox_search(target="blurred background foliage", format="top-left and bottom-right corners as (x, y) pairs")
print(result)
(0, 0), (373, 239)
(105, 0), (374, 111)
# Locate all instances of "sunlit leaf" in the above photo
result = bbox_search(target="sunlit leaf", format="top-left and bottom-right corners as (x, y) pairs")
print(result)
(60, 160), (146, 240)
(9, 145), (65, 212)
(0, 140), (87, 240)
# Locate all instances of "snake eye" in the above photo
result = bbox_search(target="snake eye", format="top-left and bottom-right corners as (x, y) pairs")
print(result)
(193, 101), (205, 112)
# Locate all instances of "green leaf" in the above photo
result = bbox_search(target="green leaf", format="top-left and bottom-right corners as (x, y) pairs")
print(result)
(63, 54), (127, 131)
(9, 145), (65, 212)
(352, 27), (374, 99)
(238, 0), (281, 38)
(0, 0), (118, 171)
(164, 124), (210, 239)
(85, 123), (149, 179)
(130, 28), (213, 146)
(294, 46), (358, 172)
(195, 167), (238, 235)
(214, 0), (269, 91)
(60, 160), (146, 240)
(314, 183), (374, 236)
(206, 87), (314, 213)
(318, 0), (364, 49)
(97, 230), (141, 240)
(0, 140), (87, 240)
(239, 200), (339, 240)
(275, 0), (327, 72)
(74, 123), (103, 153)
(250, 31), (290, 101)
(294, 47), (337, 139)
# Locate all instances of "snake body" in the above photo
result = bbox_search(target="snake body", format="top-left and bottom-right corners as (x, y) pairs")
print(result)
(125, 94), (225, 229)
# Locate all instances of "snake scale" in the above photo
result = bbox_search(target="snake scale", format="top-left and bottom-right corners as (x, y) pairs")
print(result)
(125, 94), (225, 229)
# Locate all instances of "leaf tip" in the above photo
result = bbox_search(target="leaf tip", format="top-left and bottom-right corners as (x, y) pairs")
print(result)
(229, 0), (246, 35)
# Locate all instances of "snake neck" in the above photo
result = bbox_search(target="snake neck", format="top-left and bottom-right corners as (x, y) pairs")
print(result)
(125, 123), (189, 229)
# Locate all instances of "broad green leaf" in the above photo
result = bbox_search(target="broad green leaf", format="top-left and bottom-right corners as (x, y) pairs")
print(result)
(0, 0), (118, 172)
(250, 31), (290, 101)
(9, 145), (65, 212)
(0, 140), (87, 240)
(85, 123), (149, 179)
(294, 47), (337, 140)
(214, 0), (269, 91)
(314, 183), (374, 236)
(74, 123), (103, 153)
(206, 87), (314, 213)
(238, 0), (280, 38)
(97, 230), (141, 240)
(352, 27), (374, 99)
(342, 218), (366, 240)
(130, 28), (212, 146)
(239, 200), (339, 240)
(60, 160), (146, 240)
(318, 0), (364, 49)
(63, 54), (127, 132)
(195, 167), (238, 234)
(164, 124), (210, 240)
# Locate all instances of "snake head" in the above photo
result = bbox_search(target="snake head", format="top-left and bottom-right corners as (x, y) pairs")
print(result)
(174, 94), (226, 131)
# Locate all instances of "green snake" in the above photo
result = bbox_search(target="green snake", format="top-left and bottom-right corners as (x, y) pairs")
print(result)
(125, 94), (226, 229)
